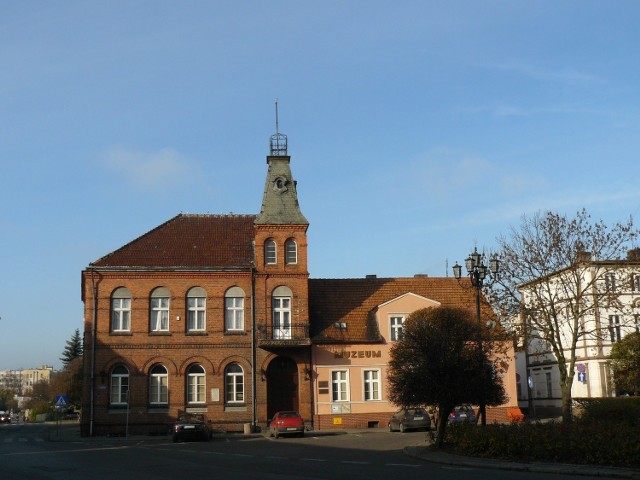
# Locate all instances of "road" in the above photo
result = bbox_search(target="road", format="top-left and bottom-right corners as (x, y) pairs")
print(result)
(0, 422), (610, 480)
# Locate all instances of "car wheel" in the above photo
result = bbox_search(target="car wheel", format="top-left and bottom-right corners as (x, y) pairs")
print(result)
(399, 423), (406, 433)
(299, 431), (304, 438)
(172, 435), (179, 443)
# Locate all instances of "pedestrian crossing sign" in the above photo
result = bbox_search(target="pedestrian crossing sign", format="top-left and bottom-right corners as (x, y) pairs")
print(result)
(55, 395), (68, 407)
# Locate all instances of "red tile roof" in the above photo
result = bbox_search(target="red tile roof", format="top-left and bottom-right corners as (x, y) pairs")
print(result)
(90, 214), (256, 269)
(309, 277), (496, 343)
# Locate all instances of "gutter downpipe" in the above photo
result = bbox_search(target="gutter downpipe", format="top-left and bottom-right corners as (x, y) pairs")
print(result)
(251, 243), (257, 431)
(89, 268), (97, 437)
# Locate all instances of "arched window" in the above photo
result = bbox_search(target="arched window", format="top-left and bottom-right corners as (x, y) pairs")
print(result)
(225, 363), (244, 404)
(110, 365), (129, 405)
(150, 287), (170, 332)
(149, 365), (168, 405)
(272, 286), (292, 340)
(265, 239), (277, 265)
(285, 239), (297, 264)
(225, 287), (245, 332)
(186, 287), (206, 332)
(187, 364), (206, 404)
(111, 287), (132, 333)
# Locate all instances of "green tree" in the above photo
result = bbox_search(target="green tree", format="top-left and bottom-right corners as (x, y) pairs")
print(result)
(610, 332), (640, 395)
(491, 209), (638, 423)
(60, 328), (83, 367)
(387, 306), (506, 448)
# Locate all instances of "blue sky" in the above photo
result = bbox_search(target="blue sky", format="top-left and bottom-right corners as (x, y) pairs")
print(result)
(1, 1), (639, 371)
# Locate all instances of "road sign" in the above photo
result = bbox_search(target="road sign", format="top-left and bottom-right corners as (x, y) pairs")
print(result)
(55, 395), (68, 407)
(577, 372), (587, 383)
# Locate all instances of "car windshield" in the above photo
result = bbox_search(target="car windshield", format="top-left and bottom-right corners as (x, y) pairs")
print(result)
(279, 412), (300, 418)
(406, 408), (425, 415)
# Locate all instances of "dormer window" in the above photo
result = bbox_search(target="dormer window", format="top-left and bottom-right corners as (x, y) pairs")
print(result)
(265, 239), (277, 265)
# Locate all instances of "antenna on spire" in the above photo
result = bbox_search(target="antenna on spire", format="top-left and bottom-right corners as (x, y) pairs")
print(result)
(270, 98), (287, 156)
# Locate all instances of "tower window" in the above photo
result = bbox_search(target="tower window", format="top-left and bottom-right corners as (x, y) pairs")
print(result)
(265, 239), (277, 265)
(285, 239), (297, 264)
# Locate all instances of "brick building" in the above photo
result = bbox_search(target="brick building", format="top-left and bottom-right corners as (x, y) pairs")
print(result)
(81, 132), (518, 436)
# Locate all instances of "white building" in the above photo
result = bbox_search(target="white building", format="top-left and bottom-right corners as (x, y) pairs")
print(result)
(516, 250), (640, 415)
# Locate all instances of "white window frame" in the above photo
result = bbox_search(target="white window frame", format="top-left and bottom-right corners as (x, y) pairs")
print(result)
(390, 316), (405, 341)
(265, 239), (277, 265)
(225, 363), (244, 404)
(225, 297), (245, 331)
(150, 290), (170, 332)
(187, 296), (206, 332)
(273, 296), (291, 339)
(632, 274), (640, 292)
(605, 273), (616, 292)
(331, 370), (349, 402)
(285, 239), (297, 264)
(149, 365), (168, 405)
(110, 366), (129, 405)
(111, 297), (131, 333)
(609, 315), (622, 342)
(187, 365), (206, 404)
(363, 369), (381, 401)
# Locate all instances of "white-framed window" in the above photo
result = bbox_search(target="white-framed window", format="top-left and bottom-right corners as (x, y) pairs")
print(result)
(545, 372), (553, 399)
(265, 239), (277, 265)
(635, 313), (640, 333)
(609, 315), (622, 342)
(150, 287), (170, 332)
(285, 238), (297, 264)
(272, 286), (292, 339)
(225, 287), (245, 332)
(331, 370), (349, 402)
(110, 365), (129, 405)
(187, 364), (205, 404)
(632, 273), (640, 292)
(363, 369), (381, 401)
(225, 363), (244, 403)
(605, 273), (616, 292)
(390, 316), (405, 341)
(111, 287), (131, 333)
(149, 365), (168, 405)
(187, 287), (206, 332)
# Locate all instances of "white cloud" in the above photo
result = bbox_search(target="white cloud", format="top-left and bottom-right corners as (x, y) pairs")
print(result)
(102, 147), (200, 190)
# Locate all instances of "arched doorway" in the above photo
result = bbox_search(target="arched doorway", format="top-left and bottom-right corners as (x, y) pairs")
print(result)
(266, 356), (299, 419)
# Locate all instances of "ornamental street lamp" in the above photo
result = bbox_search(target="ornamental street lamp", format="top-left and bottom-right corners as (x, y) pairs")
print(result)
(453, 247), (500, 426)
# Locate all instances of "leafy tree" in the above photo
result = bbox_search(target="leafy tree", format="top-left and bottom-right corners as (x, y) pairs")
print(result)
(60, 328), (83, 367)
(490, 209), (638, 423)
(388, 306), (506, 448)
(0, 388), (19, 412)
(610, 332), (640, 395)
(50, 357), (83, 407)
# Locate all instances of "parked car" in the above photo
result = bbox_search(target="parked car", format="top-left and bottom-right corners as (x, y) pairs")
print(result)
(448, 405), (477, 424)
(388, 407), (431, 432)
(0, 412), (11, 423)
(269, 411), (305, 438)
(172, 414), (212, 442)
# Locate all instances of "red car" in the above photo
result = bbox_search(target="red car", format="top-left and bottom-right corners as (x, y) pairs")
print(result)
(269, 411), (305, 438)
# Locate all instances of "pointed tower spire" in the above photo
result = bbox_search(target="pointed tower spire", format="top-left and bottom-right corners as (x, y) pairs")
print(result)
(256, 100), (308, 225)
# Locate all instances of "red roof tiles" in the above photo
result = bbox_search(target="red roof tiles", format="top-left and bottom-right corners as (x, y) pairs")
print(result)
(309, 277), (495, 343)
(90, 214), (256, 269)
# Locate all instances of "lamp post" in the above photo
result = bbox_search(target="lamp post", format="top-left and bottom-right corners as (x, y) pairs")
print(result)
(453, 247), (500, 427)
